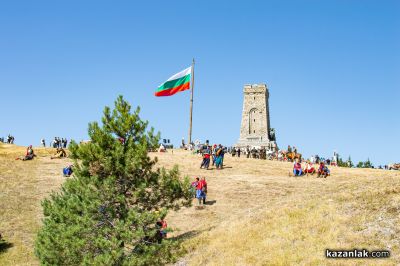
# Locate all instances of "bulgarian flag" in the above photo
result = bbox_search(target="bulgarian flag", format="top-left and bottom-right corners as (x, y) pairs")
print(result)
(155, 66), (192, 97)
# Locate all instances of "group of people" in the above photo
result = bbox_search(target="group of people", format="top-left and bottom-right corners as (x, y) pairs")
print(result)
(200, 144), (225, 170)
(308, 154), (337, 166)
(292, 160), (330, 178)
(191, 177), (208, 206)
(48, 137), (68, 148)
(0, 134), (15, 144)
(15, 144), (69, 161)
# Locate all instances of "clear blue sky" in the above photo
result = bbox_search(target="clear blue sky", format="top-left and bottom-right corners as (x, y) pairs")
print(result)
(1, 0), (399, 165)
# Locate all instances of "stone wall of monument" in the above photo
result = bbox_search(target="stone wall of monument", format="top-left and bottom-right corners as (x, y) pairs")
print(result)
(236, 84), (275, 148)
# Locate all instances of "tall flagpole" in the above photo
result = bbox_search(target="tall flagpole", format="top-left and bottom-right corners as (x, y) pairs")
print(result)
(188, 58), (195, 145)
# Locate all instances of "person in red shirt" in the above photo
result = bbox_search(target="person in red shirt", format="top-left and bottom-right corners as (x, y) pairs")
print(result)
(200, 177), (207, 204)
(200, 147), (211, 169)
(16, 145), (36, 161)
(318, 162), (330, 178)
(304, 160), (315, 175)
(293, 160), (303, 176)
(195, 178), (204, 205)
(156, 218), (168, 243)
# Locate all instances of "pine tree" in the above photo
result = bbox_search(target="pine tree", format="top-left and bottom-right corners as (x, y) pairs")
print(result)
(364, 158), (373, 168)
(347, 156), (354, 168)
(35, 96), (192, 265)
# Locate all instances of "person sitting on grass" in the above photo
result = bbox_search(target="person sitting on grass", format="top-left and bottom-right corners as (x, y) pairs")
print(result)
(16, 145), (36, 161)
(63, 165), (73, 177)
(51, 147), (67, 159)
(304, 160), (315, 175)
(293, 160), (303, 176)
(317, 162), (330, 178)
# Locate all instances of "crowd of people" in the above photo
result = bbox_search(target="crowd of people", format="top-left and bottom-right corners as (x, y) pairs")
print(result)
(227, 145), (343, 167)
(228, 145), (301, 161)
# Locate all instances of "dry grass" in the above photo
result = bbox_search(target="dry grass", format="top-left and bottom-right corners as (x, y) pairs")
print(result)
(1, 145), (399, 265)
(0, 144), (70, 265)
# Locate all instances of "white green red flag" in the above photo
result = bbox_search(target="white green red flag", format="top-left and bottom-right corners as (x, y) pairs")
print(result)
(155, 66), (191, 97)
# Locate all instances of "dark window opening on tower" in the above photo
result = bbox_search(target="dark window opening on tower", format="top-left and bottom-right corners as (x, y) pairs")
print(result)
(254, 119), (255, 122)
(253, 130), (255, 133)
(254, 96), (255, 100)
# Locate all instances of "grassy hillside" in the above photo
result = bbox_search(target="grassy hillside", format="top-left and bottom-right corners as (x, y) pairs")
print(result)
(1, 144), (399, 265)
(0, 144), (68, 265)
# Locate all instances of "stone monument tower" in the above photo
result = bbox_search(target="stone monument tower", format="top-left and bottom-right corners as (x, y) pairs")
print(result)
(236, 84), (277, 149)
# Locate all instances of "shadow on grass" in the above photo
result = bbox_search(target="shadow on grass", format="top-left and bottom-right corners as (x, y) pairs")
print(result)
(169, 226), (215, 242)
(205, 200), (217, 205)
(0, 240), (13, 254)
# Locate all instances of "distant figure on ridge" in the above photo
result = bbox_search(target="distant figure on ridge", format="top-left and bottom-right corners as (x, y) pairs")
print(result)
(41, 138), (46, 147)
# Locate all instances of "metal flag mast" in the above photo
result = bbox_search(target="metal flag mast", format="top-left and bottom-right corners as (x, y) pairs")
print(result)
(188, 58), (195, 145)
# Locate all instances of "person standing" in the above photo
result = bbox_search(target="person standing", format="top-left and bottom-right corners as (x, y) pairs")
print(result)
(211, 145), (217, 166)
(287, 145), (292, 153)
(215, 145), (224, 169)
(200, 147), (211, 169)
(200, 177), (207, 204)
(237, 147), (241, 158)
(195, 177), (205, 205)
